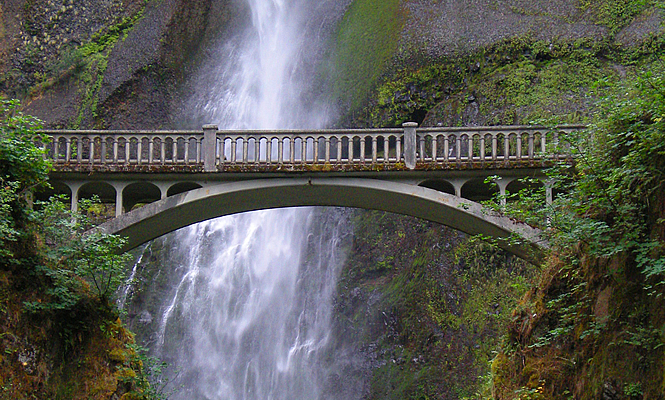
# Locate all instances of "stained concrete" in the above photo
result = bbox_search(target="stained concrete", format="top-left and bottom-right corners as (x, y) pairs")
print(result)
(97, 178), (546, 263)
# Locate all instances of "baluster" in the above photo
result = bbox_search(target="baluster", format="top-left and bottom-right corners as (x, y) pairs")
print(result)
(396, 136), (402, 163)
(161, 136), (166, 164)
(466, 134), (474, 162)
(480, 135), (485, 161)
(431, 135), (438, 162)
(325, 137), (331, 163)
(504, 134), (510, 161)
(172, 137), (178, 163)
(278, 138), (284, 164)
(516, 133), (522, 160)
(301, 138), (306, 163)
(148, 137), (154, 164)
(92, 137), (98, 164)
(267, 138), (273, 164)
(360, 136), (366, 163)
(528, 132), (534, 159)
(313, 138), (319, 163)
(65, 137), (72, 163)
(240, 138), (247, 163)
(125, 139), (131, 164)
(348, 137), (354, 163)
(492, 134), (498, 161)
(384, 135), (390, 163)
(53, 137), (60, 163)
(137, 139), (143, 165)
(101, 136), (107, 163)
(254, 138), (260, 163)
(231, 139), (237, 163)
(336, 136), (342, 163)
(419, 135), (425, 162)
(289, 137), (294, 163)
(372, 136), (377, 164)
(456, 135), (462, 161)
(443, 135), (449, 163)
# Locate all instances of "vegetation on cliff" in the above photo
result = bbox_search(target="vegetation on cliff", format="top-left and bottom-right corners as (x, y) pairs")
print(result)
(331, 211), (537, 399)
(327, 1), (665, 397)
(488, 60), (665, 399)
(0, 99), (163, 399)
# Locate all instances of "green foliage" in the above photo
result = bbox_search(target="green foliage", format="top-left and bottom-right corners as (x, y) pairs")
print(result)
(73, 15), (143, 128)
(23, 196), (130, 313)
(0, 99), (50, 196)
(118, 343), (174, 400)
(330, 0), (405, 112)
(487, 59), (665, 398)
(0, 99), (51, 256)
(492, 61), (665, 284)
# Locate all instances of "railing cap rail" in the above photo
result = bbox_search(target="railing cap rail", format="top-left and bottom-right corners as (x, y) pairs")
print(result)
(39, 130), (203, 135)
(38, 124), (586, 136)
(417, 124), (586, 132)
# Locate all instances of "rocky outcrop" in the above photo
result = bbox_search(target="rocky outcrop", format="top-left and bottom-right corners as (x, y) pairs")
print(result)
(0, 0), (239, 129)
(329, 0), (665, 127)
(5, 0), (663, 129)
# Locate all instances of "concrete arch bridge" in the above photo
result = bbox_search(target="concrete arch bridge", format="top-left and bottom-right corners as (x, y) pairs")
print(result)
(39, 123), (580, 263)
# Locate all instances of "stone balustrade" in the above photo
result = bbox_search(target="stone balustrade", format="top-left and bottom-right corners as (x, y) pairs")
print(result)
(39, 124), (581, 172)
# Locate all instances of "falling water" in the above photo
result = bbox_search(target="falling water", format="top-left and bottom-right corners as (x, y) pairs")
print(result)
(126, 0), (357, 399)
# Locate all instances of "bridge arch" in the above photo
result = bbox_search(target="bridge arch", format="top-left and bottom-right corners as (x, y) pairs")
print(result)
(97, 178), (545, 264)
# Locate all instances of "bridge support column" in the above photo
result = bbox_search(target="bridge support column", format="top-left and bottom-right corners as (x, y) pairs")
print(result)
(403, 122), (418, 170)
(496, 178), (512, 206)
(203, 124), (218, 172)
(115, 187), (123, 217)
(545, 179), (554, 205)
(67, 181), (84, 213)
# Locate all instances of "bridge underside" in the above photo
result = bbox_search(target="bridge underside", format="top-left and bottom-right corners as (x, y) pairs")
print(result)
(95, 178), (546, 264)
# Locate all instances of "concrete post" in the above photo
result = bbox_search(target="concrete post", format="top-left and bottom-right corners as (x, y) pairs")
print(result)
(545, 179), (553, 205)
(68, 181), (83, 213)
(115, 186), (124, 217)
(496, 178), (511, 206)
(203, 124), (218, 172)
(403, 122), (418, 170)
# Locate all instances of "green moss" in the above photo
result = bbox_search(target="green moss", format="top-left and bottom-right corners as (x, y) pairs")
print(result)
(334, 211), (536, 398)
(330, 0), (406, 111)
(579, 0), (659, 35)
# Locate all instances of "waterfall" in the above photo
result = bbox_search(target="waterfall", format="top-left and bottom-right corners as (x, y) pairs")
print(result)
(148, 209), (352, 399)
(125, 0), (359, 398)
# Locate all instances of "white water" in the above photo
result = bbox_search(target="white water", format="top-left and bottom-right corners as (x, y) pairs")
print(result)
(134, 1), (354, 398)
(151, 209), (350, 399)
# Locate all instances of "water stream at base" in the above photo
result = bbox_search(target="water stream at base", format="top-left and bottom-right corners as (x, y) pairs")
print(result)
(124, 0), (358, 398)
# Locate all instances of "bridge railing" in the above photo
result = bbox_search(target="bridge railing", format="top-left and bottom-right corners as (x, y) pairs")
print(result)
(416, 125), (579, 164)
(39, 130), (205, 166)
(39, 124), (581, 171)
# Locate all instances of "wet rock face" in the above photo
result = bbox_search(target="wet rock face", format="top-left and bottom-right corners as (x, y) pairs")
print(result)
(1, 0), (232, 129)
(399, 0), (607, 60)
(1, 0), (143, 96)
